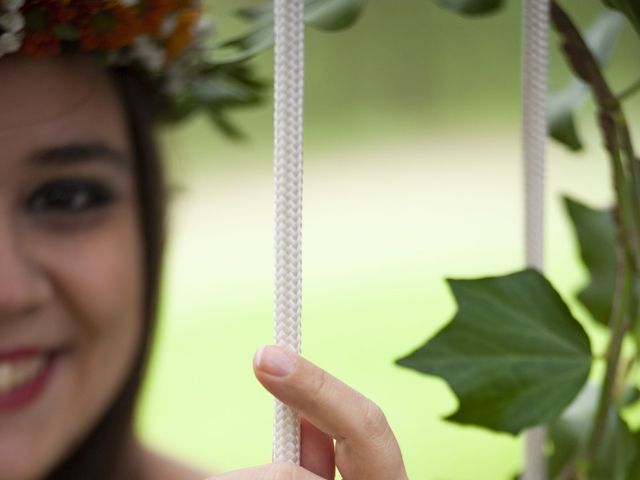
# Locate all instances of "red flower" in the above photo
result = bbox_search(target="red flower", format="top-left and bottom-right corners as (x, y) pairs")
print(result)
(20, 30), (61, 57)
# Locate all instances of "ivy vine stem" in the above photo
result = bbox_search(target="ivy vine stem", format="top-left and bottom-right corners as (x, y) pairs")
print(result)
(551, 2), (640, 477)
(582, 264), (631, 469)
(618, 77), (640, 102)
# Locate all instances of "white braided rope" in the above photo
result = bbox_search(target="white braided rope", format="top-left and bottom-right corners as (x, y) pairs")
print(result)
(522, 0), (549, 479)
(273, 0), (304, 465)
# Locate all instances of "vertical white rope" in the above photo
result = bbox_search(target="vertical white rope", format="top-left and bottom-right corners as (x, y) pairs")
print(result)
(522, 0), (550, 479)
(273, 0), (304, 465)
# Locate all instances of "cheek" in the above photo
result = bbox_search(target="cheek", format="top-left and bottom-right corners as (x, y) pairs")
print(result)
(37, 208), (144, 454)
(0, 206), (145, 480)
(49, 212), (144, 353)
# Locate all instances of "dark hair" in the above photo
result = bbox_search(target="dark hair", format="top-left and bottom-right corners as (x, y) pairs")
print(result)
(46, 67), (168, 480)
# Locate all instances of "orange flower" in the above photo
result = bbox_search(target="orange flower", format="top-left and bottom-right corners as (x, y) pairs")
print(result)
(164, 6), (200, 65)
(19, 0), (202, 61)
(140, 0), (176, 37)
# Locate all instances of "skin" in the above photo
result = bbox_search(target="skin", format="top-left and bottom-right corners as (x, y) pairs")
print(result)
(243, 346), (409, 480)
(0, 56), (407, 480)
(0, 56), (143, 480)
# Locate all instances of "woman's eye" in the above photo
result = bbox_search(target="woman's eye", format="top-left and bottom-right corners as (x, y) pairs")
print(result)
(26, 180), (115, 214)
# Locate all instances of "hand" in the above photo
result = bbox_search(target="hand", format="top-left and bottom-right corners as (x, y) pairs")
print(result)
(210, 345), (408, 480)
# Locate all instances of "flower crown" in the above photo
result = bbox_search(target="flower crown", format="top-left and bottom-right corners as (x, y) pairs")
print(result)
(0, 0), (263, 134)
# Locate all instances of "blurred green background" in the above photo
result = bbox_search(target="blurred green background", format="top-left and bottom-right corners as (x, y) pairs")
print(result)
(135, 1), (640, 478)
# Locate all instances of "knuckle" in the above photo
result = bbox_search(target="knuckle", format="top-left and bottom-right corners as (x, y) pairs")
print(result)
(303, 366), (330, 405)
(361, 400), (391, 444)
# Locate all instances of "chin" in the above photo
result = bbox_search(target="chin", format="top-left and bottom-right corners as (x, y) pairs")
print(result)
(0, 353), (91, 480)
(0, 434), (58, 480)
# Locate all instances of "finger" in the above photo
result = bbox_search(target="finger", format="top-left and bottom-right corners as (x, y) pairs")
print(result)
(301, 417), (335, 480)
(211, 463), (324, 479)
(253, 346), (408, 480)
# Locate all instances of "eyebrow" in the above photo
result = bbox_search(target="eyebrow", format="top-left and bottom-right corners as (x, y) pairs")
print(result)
(29, 142), (131, 170)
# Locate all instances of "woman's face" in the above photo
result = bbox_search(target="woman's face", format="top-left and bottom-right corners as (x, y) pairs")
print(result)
(0, 57), (143, 480)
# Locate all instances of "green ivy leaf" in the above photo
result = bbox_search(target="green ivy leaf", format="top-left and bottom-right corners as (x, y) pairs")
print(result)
(396, 269), (592, 435)
(433, 0), (504, 15)
(627, 432), (640, 479)
(564, 196), (616, 326)
(622, 386), (640, 408)
(549, 11), (624, 151)
(217, 0), (366, 64)
(548, 384), (636, 480)
(549, 82), (589, 152)
(603, 0), (640, 35)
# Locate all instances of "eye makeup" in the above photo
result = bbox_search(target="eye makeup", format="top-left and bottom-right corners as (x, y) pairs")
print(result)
(22, 176), (125, 232)
(26, 179), (117, 215)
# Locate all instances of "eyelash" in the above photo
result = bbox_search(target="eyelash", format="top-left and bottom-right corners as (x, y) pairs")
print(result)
(26, 179), (116, 215)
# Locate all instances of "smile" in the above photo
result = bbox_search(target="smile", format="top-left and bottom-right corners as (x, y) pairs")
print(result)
(0, 351), (57, 413)
(0, 356), (46, 395)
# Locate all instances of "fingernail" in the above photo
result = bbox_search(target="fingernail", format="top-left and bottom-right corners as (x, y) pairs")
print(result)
(254, 346), (295, 377)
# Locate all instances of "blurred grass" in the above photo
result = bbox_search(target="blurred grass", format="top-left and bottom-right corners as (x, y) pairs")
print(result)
(136, 1), (640, 478)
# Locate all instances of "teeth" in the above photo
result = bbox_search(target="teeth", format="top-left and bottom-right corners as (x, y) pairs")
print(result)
(0, 357), (46, 395)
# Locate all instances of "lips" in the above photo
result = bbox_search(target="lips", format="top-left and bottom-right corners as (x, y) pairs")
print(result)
(0, 350), (58, 413)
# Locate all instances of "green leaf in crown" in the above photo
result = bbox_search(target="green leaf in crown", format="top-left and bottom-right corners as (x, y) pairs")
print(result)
(433, 0), (504, 16)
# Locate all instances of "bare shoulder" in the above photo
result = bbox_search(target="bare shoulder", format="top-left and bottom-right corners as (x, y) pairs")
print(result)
(137, 445), (213, 480)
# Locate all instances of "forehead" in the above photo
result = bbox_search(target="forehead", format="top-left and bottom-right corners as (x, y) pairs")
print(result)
(0, 56), (129, 156)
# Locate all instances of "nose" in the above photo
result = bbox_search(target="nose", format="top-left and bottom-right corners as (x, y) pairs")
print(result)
(0, 222), (51, 320)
